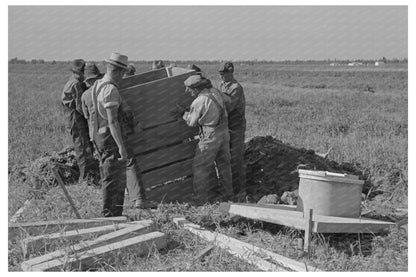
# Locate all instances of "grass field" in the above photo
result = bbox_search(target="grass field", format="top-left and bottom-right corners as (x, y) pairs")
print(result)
(8, 62), (408, 271)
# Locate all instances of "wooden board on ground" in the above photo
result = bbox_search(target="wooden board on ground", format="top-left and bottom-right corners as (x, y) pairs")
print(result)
(21, 223), (134, 258)
(9, 216), (128, 239)
(21, 220), (154, 271)
(222, 203), (396, 233)
(173, 217), (319, 272)
(146, 177), (194, 203)
(30, 231), (167, 271)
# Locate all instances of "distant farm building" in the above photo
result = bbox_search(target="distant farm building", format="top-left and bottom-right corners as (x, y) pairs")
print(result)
(375, 61), (385, 66)
(348, 62), (364, 67)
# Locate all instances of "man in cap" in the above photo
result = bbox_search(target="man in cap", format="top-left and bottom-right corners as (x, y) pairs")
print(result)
(61, 59), (95, 183)
(218, 62), (246, 197)
(89, 52), (153, 217)
(81, 63), (104, 121)
(181, 75), (233, 204)
(124, 63), (136, 77)
(152, 60), (165, 70)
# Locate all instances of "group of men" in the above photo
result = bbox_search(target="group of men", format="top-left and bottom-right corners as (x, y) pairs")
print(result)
(61, 52), (246, 217)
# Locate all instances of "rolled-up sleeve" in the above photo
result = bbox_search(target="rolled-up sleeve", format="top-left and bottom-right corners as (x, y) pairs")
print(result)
(185, 99), (203, 127)
(102, 86), (120, 109)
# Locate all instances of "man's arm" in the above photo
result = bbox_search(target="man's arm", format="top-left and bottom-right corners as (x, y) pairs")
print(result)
(81, 93), (89, 120)
(183, 99), (202, 127)
(107, 107), (127, 161)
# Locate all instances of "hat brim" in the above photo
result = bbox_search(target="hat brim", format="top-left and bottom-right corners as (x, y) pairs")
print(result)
(105, 59), (129, 70)
(85, 73), (103, 81)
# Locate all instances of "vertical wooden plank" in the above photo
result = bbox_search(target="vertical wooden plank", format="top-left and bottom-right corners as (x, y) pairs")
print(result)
(304, 209), (313, 255)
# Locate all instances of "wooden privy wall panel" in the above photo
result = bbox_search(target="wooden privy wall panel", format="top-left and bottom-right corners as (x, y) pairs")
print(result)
(120, 71), (196, 128)
(119, 68), (167, 89)
(120, 68), (201, 203)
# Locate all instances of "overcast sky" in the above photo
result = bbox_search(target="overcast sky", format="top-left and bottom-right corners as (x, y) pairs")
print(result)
(8, 6), (408, 61)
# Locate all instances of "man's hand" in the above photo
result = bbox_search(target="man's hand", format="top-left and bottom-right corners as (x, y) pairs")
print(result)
(170, 103), (188, 120)
(118, 147), (128, 162)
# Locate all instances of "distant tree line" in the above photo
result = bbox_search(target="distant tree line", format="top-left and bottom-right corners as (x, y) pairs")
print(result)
(9, 57), (408, 65)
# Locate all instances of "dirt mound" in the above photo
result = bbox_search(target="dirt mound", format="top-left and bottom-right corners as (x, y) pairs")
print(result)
(244, 136), (364, 202)
(10, 146), (100, 199)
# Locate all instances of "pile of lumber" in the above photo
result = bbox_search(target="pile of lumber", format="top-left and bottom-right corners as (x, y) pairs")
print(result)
(13, 217), (167, 271)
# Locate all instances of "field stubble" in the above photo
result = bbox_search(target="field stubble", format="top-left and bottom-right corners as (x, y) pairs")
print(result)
(8, 63), (408, 271)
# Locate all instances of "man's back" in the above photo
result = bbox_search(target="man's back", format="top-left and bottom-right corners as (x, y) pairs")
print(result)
(220, 79), (245, 129)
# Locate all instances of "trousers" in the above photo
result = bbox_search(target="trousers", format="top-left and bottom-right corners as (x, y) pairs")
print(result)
(193, 125), (233, 203)
(229, 126), (246, 194)
(67, 110), (95, 182)
(125, 140), (147, 203)
(95, 127), (126, 217)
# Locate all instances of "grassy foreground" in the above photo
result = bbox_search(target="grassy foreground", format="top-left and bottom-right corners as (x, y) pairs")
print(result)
(8, 62), (407, 271)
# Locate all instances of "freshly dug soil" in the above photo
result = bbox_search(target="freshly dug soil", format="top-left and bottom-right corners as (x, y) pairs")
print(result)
(244, 136), (364, 203)
(12, 136), (364, 202)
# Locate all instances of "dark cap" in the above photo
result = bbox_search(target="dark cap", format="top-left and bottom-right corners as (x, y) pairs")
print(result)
(187, 64), (202, 73)
(152, 60), (165, 70)
(218, 62), (234, 74)
(84, 63), (102, 80)
(71, 59), (85, 74)
(184, 75), (205, 88)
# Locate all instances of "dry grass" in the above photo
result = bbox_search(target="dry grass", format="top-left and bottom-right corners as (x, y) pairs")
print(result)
(8, 62), (407, 271)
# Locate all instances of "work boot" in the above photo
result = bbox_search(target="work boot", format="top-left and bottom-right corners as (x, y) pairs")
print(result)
(134, 199), (158, 209)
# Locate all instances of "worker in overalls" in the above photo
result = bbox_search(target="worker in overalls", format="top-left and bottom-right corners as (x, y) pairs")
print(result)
(89, 52), (154, 217)
(182, 75), (233, 204)
(61, 59), (95, 183)
(218, 62), (246, 197)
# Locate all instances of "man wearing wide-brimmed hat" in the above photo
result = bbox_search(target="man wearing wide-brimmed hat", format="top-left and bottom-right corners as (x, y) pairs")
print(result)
(61, 59), (95, 183)
(180, 74), (234, 204)
(89, 53), (154, 217)
(218, 62), (246, 199)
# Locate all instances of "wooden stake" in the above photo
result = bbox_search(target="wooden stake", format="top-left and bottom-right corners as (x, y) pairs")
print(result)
(304, 209), (313, 255)
(52, 167), (81, 219)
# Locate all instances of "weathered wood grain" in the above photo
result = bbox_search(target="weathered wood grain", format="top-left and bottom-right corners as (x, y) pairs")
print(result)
(120, 71), (195, 128)
(21, 223), (132, 258)
(142, 158), (193, 187)
(173, 217), (320, 272)
(126, 120), (198, 155)
(136, 140), (197, 172)
(21, 220), (154, 271)
(119, 69), (167, 89)
(30, 231), (167, 271)
(9, 217), (128, 240)
(146, 178), (194, 203)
